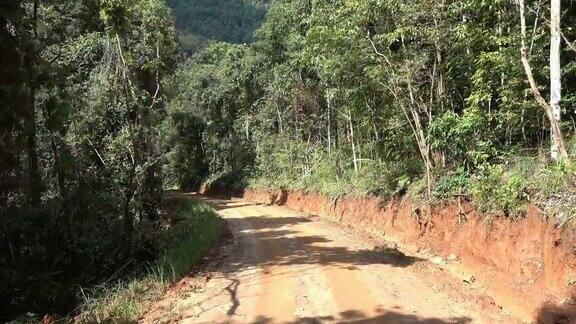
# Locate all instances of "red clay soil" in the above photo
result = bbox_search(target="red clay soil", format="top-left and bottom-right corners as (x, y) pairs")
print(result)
(200, 184), (576, 322)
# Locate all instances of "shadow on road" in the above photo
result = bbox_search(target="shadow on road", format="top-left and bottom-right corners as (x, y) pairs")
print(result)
(220, 308), (472, 323)
(223, 216), (420, 270)
(186, 195), (467, 323)
(534, 294), (576, 324)
(202, 194), (422, 271)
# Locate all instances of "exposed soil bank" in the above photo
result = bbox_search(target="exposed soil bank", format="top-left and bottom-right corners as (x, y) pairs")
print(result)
(200, 184), (576, 322)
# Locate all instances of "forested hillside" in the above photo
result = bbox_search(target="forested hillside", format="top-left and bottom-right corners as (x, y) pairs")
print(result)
(167, 0), (576, 221)
(2, 0), (576, 321)
(166, 0), (267, 51)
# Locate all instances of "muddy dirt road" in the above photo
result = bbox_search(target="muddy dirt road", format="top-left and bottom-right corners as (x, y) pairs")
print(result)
(143, 194), (517, 323)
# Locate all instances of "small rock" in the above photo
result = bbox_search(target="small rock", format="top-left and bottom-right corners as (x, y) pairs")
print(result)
(475, 295), (496, 309)
(431, 256), (446, 265)
(448, 253), (458, 261)
(561, 297), (576, 305)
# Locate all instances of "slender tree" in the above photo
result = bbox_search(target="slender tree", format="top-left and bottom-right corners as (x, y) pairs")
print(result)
(22, 0), (43, 207)
(550, 0), (562, 160)
(518, 0), (568, 161)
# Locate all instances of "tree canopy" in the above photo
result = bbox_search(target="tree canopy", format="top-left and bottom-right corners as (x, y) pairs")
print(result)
(1, 0), (178, 318)
(2, 0), (576, 320)
(166, 0), (268, 51)
(165, 0), (576, 213)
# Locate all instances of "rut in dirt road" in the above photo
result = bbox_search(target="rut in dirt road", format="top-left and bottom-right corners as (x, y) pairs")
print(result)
(143, 194), (514, 323)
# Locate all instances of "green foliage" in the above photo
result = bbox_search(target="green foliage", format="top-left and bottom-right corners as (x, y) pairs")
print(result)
(78, 276), (163, 323)
(165, 0), (576, 225)
(4, 0), (576, 319)
(0, 0), (182, 319)
(459, 155), (576, 223)
(0, 199), (160, 320)
(433, 167), (470, 199)
(529, 159), (576, 198)
(162, 42), (257, 190)
(100, 0), (132, 35)
(469, 164), (529, 217)
(78, 196), (223, 322)
(248, 134), (420, 197)
(430, 109), (495, 168)
(526, 159), (576, 226)
(160, 111), (208, 190)
(166, 0), (267, 51)
(159, 197), (224, 280)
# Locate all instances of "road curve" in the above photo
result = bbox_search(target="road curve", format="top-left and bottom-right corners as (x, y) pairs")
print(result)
(143, 194), (515, 324)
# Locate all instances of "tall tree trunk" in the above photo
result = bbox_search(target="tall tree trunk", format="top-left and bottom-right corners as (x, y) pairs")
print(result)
(25, 104), (41, 207)
(25, 0), (42, 207)
(550, 0), (562, 160)
(409, 104), (433, 195)
(326, 94), (331, 154)
(348, 107), (358, 172)
(52, 136), (74, 240)
(124, 189), (134, 233)
(407, 82), (434, 195)
(518, 0), (568, 161)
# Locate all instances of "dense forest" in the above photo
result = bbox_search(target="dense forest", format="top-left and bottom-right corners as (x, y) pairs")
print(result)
(1, 0), (182, 320)
(166, 0), (267, 51)
(170, 0), (576, 220)
(2, 0), (576, 321)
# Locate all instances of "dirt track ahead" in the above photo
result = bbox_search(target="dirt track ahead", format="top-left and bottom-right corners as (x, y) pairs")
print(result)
(143, 194), (515, 323)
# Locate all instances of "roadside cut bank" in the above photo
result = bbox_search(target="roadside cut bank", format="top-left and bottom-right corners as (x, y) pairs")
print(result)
(200, 184), (576, 322)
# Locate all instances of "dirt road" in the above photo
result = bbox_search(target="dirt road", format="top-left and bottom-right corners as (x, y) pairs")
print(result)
(143, 194), (516, 323)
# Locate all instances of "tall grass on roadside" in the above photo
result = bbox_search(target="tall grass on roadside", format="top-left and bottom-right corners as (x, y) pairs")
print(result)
(77, 196), (223, 322)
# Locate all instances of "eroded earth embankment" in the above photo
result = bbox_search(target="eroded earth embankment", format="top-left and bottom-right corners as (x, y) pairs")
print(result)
(200, 185), (576, 322)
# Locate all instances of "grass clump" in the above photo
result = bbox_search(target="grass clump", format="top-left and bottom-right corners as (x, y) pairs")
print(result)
(78, 276), (164, 322)
(77, 196), (223, 322)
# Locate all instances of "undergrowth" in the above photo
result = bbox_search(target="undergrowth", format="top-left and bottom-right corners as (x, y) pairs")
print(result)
(199, 130), (576, 226)
(428, 153), (576, 224)
(237, 135), (576, 225)
(246, 136), (420, 198)
(77, 196), (223, 322)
